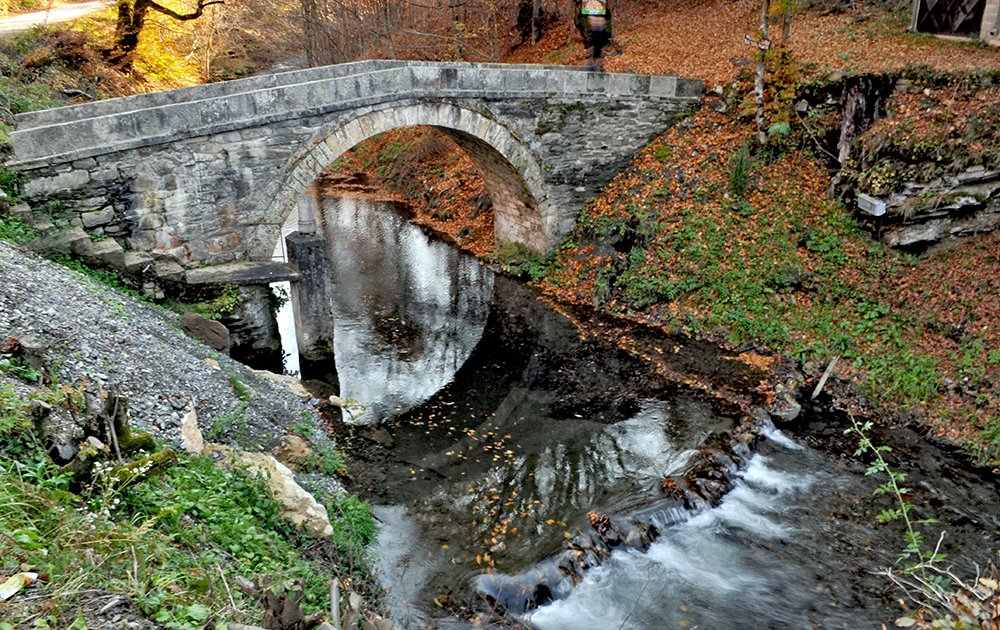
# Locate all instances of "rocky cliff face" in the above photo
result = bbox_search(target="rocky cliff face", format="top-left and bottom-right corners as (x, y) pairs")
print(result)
(838, 77), (1000, 252)
(879, 167), (1000, 249)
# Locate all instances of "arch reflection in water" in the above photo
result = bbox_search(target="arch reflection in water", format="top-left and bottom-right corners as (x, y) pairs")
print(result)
(317, 196), (494, 421)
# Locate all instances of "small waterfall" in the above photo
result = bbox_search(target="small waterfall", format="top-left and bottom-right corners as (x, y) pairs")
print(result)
(526, 453), (817, 630)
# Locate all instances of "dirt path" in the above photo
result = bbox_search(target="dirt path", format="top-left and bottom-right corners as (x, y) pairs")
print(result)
(0, 0), (111, 36)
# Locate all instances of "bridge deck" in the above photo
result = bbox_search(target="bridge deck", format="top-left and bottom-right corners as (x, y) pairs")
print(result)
(10, 61), (702, 169)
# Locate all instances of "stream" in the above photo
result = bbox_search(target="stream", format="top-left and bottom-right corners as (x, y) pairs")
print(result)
(274, 196), (1000, 629)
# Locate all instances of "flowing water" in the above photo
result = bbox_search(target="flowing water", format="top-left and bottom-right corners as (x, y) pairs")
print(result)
(274, 196), (1000, 629)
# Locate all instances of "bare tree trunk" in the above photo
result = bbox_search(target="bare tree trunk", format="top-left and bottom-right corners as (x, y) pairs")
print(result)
(782, 3), (791, 43)
(754, 0), (771, 145)
(301, 0), (320, 65)
(383, 0), (398, 58)
(531, 0), (541, 43)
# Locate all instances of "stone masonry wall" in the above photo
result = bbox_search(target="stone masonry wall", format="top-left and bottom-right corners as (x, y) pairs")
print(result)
(9, 61), (702, 283)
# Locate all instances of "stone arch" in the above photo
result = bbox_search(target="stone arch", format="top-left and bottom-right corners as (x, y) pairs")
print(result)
(249, 102), (552, 261)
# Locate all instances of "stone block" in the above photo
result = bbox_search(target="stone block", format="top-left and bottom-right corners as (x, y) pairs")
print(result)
(586, 72), (607, 94)
(23, 210), (53, 233)
(22, 169), (90, 196)
(136, 214), (165, 230)
(9, 202), (33, 223)
(124, 250), (154, 274)
(72, 236), (125, 269)
(857, 193), (887, 217)
(153, 258), (186, 282)
(186, 261), (301, 285)
(333, 75), (360, 102)
(522, 69), (550, 93)
(606, 73), (642, 96)
(676, 78), (706, 98)
(40, 225), (89, 254)
(81, 207), (115, 228)
(649, 75), (678, 96)
(411, 65), (443, 89)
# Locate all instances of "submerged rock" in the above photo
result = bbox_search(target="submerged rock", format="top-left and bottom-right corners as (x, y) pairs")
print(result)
(329, 395), (377, 425)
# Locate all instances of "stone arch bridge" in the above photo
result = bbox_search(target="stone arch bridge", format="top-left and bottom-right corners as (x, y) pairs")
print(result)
(9, 60), (701, 285)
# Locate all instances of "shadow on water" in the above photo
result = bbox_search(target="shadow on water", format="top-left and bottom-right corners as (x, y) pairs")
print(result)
(291, 197), (1000, 630)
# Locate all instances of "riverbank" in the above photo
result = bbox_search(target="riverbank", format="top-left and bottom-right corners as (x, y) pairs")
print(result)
(1, 0), (999, 625)
(0, 240), (384, 628)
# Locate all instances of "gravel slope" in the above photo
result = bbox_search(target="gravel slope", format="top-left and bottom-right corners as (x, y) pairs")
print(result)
(0, 241), (318, 449)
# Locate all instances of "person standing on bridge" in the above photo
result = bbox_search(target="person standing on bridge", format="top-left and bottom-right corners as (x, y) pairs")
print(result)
(575, 0), (611, 69)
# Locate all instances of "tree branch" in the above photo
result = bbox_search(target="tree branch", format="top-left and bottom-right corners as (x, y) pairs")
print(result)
(145, 0), (223, 22)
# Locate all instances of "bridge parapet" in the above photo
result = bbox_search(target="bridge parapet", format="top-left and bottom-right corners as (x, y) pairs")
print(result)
(10, 62), (700, 168)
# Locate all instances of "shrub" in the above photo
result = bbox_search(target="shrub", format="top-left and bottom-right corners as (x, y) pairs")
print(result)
(728, 143), (753, 200)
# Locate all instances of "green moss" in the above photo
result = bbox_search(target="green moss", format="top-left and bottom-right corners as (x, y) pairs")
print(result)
(489, 242), (553, 281)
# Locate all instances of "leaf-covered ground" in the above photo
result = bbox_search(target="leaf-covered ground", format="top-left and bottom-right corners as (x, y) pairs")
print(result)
(538, 96), (999, 464)
(510, 0), (1000, 86)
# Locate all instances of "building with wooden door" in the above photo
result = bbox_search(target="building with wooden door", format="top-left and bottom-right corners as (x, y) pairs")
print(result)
(910, 0), (1000, 44)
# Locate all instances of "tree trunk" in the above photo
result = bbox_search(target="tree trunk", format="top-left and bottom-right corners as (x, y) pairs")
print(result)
(531, 0), (541, 44)
(755, 0), (771, 145)
(782, 3), (791, 43)
(110, 0), (223, 67)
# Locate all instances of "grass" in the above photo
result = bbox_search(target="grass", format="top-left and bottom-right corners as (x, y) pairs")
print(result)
(205, 401), (250, 443)
(0, 215), (36, 244)
(52, 254), (151, 303)
(727, 142), (753, 200)
(0, 381), (377, 629)
(297, 440), (348, 477)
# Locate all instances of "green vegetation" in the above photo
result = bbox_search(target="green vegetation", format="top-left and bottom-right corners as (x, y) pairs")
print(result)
(727, 143), (753, 200)
(229, 374), (254, 403)
(205, 402), (250, 443)
(182, 285), (243, 321)
(489, 241), (555, 281)
(0, 354), (42, 382)
(52, 254), (151, 303)
(550, 115), (998, 466)
(841, 413), (997, 628)
(0, 163), (22, 198)
(845, 414), (949, 585)
(298, 440), (348, 477)
(0, 380), (376, 628)
(0, 214), (36, 244)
